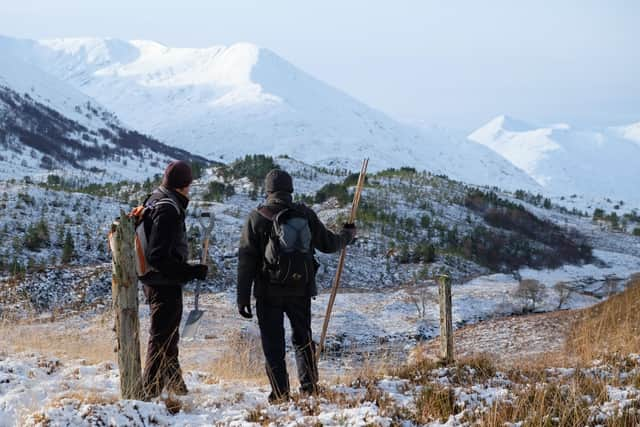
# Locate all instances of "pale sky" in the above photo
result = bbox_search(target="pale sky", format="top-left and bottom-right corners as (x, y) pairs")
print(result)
(1, 0), (638, 131)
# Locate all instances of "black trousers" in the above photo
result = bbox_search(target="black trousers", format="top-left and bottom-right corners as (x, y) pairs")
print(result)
(256, 295), (318, 398)
(142, 285), (183, 396)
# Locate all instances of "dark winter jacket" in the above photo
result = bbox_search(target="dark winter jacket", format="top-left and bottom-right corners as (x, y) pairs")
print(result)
(139, 186), (194, 287)
(237, 192), (353, 305)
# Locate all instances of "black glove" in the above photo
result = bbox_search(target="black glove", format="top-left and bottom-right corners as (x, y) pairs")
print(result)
(190, 264), (208, 281)
(238, 303), (253, 319)
(342, 223), (357, 245)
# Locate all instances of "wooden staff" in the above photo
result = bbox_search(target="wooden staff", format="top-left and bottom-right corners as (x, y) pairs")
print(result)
(316, 158), (369, 363)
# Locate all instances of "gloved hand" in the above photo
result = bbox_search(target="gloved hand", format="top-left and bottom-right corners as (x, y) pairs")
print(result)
(238, 303), (253, 319)
(190, 264), (208, 281)
(342, 223), (357, 245)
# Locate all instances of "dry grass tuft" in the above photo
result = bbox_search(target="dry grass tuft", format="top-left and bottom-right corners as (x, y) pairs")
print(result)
(245, 405), (272, 425)
(568, 273), (640, 363)
(163, 395), (182, 415)
(414, 384), (457, 423)
(204, 328), (266, 383)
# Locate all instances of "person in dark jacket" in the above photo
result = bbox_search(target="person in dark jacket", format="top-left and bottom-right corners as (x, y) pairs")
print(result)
(139, 160), (208, 399)
(237, 169), (356, 403)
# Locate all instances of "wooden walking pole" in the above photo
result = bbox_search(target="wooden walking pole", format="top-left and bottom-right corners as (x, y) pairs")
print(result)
(109, 211), (143, 400)
(317, 158), (369, 363)
(438, 274), (454, 365)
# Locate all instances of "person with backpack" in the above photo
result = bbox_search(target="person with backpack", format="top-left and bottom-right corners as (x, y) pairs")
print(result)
(237, 169), (356, 403)
(138, 160), (208, 399)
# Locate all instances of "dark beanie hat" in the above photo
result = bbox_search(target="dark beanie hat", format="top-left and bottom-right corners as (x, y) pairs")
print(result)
(162, 160), (193, 189)
(264, 169), (293, 193)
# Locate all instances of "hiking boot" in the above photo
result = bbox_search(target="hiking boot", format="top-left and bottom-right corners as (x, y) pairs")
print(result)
(299, 383), (320, 397)
(166, 377), (189, 396)
(268, 391), (290, 404)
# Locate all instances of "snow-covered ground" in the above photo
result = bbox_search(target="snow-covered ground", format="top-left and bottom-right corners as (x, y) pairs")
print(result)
(0, 158), (638, 425)
(3, 350), (640, 426)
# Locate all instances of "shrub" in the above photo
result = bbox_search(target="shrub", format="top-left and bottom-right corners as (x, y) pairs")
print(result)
(24, 219), (51, 251)
(315, 183), (350, 206)
(514, 279), (548, 312)
(414, 384), (456, 423)
(61, 231), (75, 263)
(223, 155), (278, 187)
(593, 208), (606, 220)
(203, 181), (235, 202)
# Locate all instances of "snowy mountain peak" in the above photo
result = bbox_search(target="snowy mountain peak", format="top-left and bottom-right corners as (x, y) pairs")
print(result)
(469, 116), (640, 205)
(39, 37), (140, 66)
(615, 121), (640, 147)
(487, 115), (535, 133)
(0, 35), (544, 192)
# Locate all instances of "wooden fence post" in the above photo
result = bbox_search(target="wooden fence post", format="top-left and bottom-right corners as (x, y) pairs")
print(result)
(438, 274), (454, 364)
(109, 212), (143, 400)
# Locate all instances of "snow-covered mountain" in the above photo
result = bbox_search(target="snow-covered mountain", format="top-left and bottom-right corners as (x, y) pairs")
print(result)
(468, 115), (640, 205)
(0, 35), (540, 191)
(0, 44), (207, 182)
(614, 121), (640, 147)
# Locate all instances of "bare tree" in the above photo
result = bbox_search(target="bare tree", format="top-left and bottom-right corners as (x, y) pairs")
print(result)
(554, 281), (573, 309)
(408, 274), (438, 319)
(514, 279), (548, 312)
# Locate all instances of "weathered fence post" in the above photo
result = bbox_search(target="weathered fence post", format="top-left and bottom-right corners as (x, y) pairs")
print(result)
(438, 274), (454, 364)
(109, 212), (143, 400)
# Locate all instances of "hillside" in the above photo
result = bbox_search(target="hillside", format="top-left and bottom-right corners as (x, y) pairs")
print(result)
(0, 47), (208, 182)
(0, 156), (639, 425)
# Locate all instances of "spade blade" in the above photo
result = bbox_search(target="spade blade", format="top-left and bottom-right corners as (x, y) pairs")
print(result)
(181, 309), (205, 340)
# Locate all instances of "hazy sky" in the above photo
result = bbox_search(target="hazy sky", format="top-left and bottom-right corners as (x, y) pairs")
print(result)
(1, 0), (638, 131)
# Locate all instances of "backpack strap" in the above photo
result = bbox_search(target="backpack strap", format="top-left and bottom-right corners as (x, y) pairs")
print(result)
(152, 186), (182, 217)
(154, 198), (181, 216)
(257, 206), (275, 221)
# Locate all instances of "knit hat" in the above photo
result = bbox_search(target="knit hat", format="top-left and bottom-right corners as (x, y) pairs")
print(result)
(264, 169), (293, 193)
(162, 160), (193, 189)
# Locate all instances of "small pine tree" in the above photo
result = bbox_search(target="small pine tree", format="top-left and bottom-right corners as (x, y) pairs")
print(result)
(24, 219), (51, 251)
(62, 231), (75, 263)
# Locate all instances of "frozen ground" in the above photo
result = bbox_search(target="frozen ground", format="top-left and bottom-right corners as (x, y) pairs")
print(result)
(3, 349), (640, 426)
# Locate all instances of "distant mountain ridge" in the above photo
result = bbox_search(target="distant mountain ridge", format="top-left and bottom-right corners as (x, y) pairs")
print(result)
(0, 43), (207, 182)
(469, 115), (640, 205)
(0, 35), (541, 192)
(1, 35), (637, 204)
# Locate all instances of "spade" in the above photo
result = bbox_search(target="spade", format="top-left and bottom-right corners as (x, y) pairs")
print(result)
(182, 210), (214, 340)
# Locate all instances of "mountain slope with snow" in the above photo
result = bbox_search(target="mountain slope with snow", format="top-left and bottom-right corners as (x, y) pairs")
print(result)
(0, 46), (207, 181)
(614, 121), (640, 147)
(0, 35), (540, 191)
(468, 115), (640, 205)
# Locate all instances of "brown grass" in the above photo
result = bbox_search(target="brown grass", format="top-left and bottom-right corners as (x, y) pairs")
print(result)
(567, 273), (640, 363)
(203, 328), (267, 383)
(0, 311), (116, 364)
(414, 384), (456, 423)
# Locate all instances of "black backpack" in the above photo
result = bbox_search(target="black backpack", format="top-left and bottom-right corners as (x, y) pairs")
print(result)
(260, 206), (315, 286)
